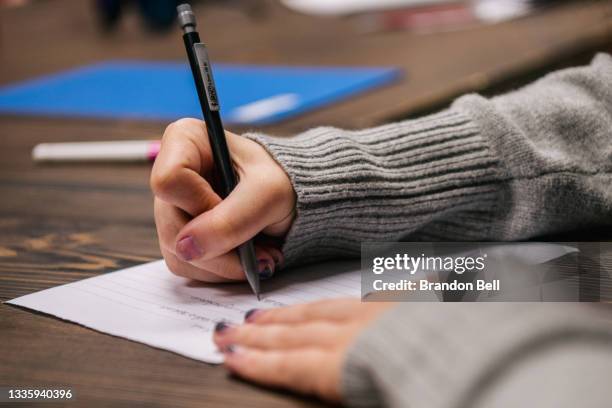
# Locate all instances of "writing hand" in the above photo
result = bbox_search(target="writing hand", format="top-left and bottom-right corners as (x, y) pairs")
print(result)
(151, 118), (296, 282)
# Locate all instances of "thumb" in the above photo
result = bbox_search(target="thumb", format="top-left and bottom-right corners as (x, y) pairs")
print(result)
(174, 177), (277, 262)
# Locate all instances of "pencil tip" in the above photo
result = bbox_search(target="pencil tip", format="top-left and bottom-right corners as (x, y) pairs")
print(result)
(256, 293), (261, 301)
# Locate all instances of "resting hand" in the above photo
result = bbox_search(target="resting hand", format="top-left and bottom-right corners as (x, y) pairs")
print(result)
(151, 118), (296, 282)
(213, 298), (394, 402)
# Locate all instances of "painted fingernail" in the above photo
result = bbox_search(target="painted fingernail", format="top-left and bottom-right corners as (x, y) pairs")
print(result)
(261, 266), (274, 280)
(176, 236), (203, 261)
(244, 308), (262, 323)
(258, 260), (274, 280)
(214, 321), (234, 334)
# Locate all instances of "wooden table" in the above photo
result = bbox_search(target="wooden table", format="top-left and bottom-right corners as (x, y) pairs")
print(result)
(1, 1), (611, 406)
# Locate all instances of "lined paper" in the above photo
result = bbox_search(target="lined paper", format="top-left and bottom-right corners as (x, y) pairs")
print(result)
(7, 260), (361, 363)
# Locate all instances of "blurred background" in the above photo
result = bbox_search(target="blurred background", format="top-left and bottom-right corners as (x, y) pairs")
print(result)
(2, 0), (611, 134)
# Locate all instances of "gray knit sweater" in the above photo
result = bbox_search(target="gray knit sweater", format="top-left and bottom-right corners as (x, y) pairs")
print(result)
(245, 54), (612, 407)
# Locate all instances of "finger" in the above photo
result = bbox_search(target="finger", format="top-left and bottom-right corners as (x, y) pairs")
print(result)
(175, 176), (281, 262)
(161, 247), (230, 283)
(188, 251), (249, 281)
(154, 198), (189, 254)
(256, 242), (284, 270)
(188, 246), (278, 281)
(223, 347), (341, 401)
(156, 198), (249, 281)
(254, 245), (276, 280)
(151, 118), (221, 216)
(192, 245), (278, 281)
(246, 298), (363, 325)
(214, 321), (346, 350)
(154, 193), (232, 282)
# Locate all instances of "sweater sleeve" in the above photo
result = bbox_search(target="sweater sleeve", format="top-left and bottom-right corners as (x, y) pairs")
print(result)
(245, 109), (502, 267)
(244, 54), (612, 407)
(244, 53), (612, 267)
(341, 303), (612, 408)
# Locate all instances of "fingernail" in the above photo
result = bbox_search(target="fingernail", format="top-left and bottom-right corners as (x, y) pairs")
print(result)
(258, 260), (274, 280)
(260, 266), (273, 280)
(224, 344), (237, 354)
(176, 236), (203, 261)
(214, 321), (234, 334)
(244, 308), (261, 323)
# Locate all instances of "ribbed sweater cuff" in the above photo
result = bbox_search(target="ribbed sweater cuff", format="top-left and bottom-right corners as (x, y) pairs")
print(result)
(244, 109), (501, 267)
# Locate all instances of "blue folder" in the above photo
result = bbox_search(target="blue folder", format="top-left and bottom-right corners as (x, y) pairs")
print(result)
(0, 61), (401, 125)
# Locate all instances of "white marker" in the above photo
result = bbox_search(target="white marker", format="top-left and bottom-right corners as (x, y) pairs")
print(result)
(32, 140), (161, 163)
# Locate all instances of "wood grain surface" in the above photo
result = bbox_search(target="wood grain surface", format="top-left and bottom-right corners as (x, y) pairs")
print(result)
(1, 0), (611, 406)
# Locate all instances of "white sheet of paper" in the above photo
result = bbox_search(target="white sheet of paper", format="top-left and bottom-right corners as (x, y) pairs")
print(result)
(5, 243), (577, 363)
(7, 260), (361, 364)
